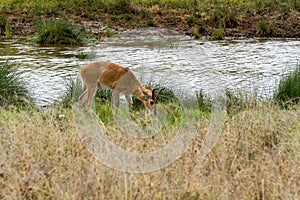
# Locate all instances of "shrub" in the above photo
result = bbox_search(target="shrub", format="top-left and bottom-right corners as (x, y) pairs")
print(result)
(0, 62), (32, 107)
(273, 63), (300, 107)
(34, 18), (86, 45)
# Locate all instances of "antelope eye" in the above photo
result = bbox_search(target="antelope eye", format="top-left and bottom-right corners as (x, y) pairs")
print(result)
(150, 101), (154, 105)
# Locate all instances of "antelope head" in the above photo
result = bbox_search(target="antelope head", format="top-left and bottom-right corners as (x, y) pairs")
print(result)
(141, 86), (164, 116)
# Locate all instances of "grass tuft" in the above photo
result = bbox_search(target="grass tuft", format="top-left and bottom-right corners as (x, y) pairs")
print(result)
(212, 27), (224, 40)
(273, 63), (300, 107)
(0, 14), (12, 38)
(0, 61), (32, 108)
(34, 18), (86, 45)
(196, 89), (212, 113)
(258, 21), (274, 37)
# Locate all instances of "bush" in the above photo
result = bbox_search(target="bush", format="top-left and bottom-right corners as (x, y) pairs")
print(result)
(0, 62), (32, 107)
(273, 63), (300, 107)
(34, 18), (86, 45)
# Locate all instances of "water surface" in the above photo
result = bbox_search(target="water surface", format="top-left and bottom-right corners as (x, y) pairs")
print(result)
(0, 28), (299, 106)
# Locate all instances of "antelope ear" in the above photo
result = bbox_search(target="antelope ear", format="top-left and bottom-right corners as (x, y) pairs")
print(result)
(148, 85), (153, 90)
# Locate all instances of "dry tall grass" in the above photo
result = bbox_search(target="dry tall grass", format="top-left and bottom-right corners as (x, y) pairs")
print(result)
(0, 103), (299, 199)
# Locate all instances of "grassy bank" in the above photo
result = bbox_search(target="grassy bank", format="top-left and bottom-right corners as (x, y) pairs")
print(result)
(1, 62), (300, 199)
(0, 100), (299, 199)
(0, 0), (299, 39)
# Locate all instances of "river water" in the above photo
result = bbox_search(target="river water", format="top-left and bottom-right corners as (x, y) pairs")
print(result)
(0, 28), (299, 106)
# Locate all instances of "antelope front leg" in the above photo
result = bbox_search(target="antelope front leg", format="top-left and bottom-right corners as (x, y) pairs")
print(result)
(78, 89), (88, 107)
(86, 86), (97, 111)
(113, 90), (120, 116)
(125, 94), (131, 113)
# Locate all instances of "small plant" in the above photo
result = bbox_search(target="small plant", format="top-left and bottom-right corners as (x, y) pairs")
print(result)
(196, 89), (212, 113)
(225, 11), (238, 28)
(225, 88), (258, 116)
(105, 25), (115, 37)
(258, 21), (274, 36)
(94, 103), (114, 123)
(105, 0), (136, 15)
(193, 24), (205, 39)
(60, 76), (83, 108)
(0, 14), (12, 38)
(145, 16), (155, 27)
(273, 63), (300, 107)
(193, 28), (201, 39)
(187, 14), (196, 25)
(119, 13), (133, 21)
(76, 52), (96, 60)
(34, 18), (86, 45)
(212, 27), (224, 40)
(0, 62), (32, 108)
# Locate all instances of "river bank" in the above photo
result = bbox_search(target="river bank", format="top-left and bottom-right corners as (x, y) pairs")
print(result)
(0, 0), (299, 39)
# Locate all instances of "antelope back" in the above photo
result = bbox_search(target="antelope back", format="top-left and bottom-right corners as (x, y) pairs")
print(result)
(99, 63), (130, 89)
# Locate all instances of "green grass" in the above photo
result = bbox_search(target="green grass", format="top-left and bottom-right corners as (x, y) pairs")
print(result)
(0, 0), (298, 14)
(212, 27), (224, 40)
(274, 63), (300, 107)
(0, 14), (12, 38)
(258, 21), (274, 37)
(34, 18), (86, 45)
(196, 89), (212, 113)
(0, 62), (32, 108)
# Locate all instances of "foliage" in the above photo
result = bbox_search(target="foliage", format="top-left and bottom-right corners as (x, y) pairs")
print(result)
(225, 88), (258, 116)
(0, 61), (32, 108)
(273, 63), (300, 107)
(34, 18), (86, 45)
(0, 14), (12, 38)
(1, 0), (298, 15)
(196, 89), (212, 113)
(258, 21), (274, 36)
(60, 76), (83, 108)
(212, 27), (224, 40)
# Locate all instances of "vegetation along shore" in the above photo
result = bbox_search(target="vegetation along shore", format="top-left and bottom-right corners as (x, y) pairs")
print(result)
(0, 0), (299, 40)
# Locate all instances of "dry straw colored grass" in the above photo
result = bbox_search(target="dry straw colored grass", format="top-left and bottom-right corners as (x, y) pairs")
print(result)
(0, 103), (300, 199)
